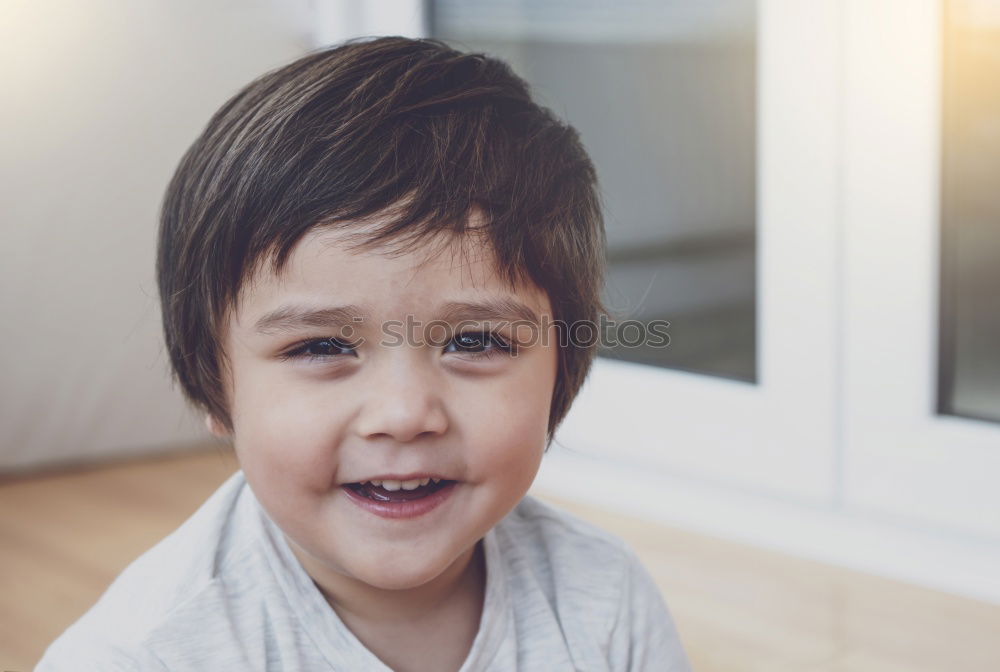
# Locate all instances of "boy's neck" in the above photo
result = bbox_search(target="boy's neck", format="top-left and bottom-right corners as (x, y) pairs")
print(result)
(289, 540), (486, 631)
(289, 539), (486, 671)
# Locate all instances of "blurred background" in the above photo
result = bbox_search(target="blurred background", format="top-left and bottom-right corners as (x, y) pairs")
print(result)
(2, 0), (999, 670)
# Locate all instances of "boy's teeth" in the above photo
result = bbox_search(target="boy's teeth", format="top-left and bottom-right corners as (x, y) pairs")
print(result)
(361, 477), (442, 489)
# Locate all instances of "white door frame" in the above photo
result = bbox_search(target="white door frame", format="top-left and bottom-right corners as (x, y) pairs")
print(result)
(841, 0), (1000, 539)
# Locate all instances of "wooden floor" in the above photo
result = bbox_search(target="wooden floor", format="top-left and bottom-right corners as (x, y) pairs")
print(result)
(2, 449), (999, 672)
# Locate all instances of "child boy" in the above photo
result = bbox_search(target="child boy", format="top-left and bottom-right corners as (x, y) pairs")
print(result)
(37, 37), (691, 671)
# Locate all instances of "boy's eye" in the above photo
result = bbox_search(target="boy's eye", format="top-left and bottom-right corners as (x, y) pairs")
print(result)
(445, 331), (514, 359)
(282, 337), (357, 361)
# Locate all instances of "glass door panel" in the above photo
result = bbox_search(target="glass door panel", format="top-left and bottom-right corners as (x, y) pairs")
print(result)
(940, 0), (1000, 424)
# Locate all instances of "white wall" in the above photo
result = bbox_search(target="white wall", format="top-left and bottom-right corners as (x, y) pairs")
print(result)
(0, 0), (315, 471)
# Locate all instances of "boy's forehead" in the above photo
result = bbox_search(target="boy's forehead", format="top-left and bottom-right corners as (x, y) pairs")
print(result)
(232, 224), (539, 326)
(295, 225), (499, 286)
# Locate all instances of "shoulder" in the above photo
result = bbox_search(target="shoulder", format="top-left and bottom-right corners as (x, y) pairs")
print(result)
(494, 495), (634, 616)
(497, 494), (632, 571)
(36, 470), (257, 670)
(492, 495), (692, 671)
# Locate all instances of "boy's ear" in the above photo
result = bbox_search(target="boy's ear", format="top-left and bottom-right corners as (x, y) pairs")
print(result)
(205, 414), (230, 438)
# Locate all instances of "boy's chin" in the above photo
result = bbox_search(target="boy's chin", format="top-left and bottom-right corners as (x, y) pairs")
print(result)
(287, 529), (481, 594)
(353, 551), (470, 593)
(360, 570), (439, 592)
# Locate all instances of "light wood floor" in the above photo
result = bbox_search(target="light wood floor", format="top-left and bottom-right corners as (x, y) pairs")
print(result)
(2, 449), (999, 672)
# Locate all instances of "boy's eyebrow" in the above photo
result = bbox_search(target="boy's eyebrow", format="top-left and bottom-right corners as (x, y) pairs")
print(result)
(437, 298), (540, 326)
(253, 304), (370, 335)
(252, 298), (540, 335)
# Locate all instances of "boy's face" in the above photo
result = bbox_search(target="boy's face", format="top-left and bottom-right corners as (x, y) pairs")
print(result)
(214, 220), (557, 594)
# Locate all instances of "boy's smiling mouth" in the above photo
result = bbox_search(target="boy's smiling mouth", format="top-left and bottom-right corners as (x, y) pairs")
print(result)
(345, 478), (456, 502)
(340, 472), (459, 519)
(341, 472), (459, 518)
(340, 471), (458, 518)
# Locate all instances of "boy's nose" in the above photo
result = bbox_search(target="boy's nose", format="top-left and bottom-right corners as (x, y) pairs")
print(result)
(353, 361), (449, 444)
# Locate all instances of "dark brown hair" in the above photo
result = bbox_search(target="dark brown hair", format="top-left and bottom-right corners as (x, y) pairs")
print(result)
(157, 36), (606, 444)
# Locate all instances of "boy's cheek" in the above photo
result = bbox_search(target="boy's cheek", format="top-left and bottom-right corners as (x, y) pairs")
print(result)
(454, 383), (543, 439)
(465, 400), (547, 473)
(233, 401), (346, 486)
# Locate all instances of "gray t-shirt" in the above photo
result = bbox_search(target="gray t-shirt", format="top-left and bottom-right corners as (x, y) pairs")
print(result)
(36, 470), (691, 671)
